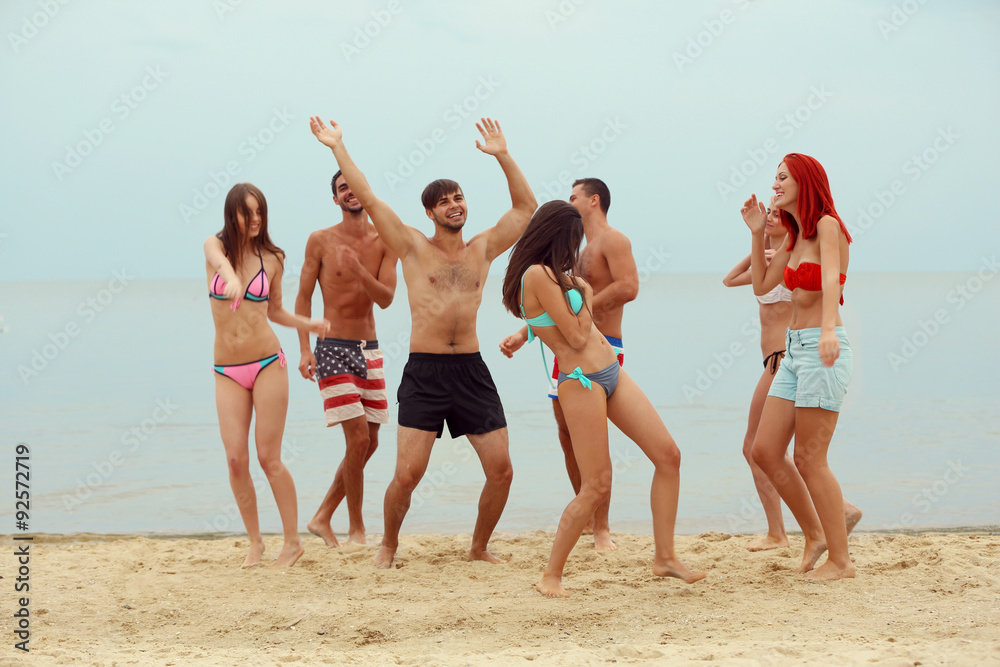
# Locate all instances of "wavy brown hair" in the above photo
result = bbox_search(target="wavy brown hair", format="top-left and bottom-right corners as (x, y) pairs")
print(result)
(217, 183), (284, 271)
(502, 201), (585, 318)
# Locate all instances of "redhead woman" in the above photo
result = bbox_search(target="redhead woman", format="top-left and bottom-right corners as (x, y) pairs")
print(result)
(741, 154), (859, 580)
(502, 200), (705, 597)
(205, 183), (330, 567)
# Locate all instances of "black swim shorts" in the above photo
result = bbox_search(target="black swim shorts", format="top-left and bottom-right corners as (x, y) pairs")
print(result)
(396, 352), (507, 439)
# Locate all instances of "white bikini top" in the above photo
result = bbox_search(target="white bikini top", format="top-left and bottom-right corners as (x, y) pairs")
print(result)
(757, 283), (792, 305)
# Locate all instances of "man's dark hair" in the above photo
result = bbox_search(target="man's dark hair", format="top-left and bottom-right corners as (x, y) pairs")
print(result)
(331, 170), (344, 197)
(421, 179), (462, 211)
(572, 177), (610, 214)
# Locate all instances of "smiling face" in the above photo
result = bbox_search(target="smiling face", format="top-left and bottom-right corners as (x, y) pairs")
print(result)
(772, 162), (799, 212)
(764, 196), (784, 238)
(236, 194), (262, 238)
(332, 174), (362, 213)
(426, 189), (467, 231)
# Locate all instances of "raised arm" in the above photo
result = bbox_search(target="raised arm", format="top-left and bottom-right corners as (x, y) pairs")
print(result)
(310, 116), (418, 259)
(590, 232), (638, 325)
(475, 118), (538, 261)
(741, 194), (789, 295)
(337, 244), (398, 309)
(723, 254), (752, 287)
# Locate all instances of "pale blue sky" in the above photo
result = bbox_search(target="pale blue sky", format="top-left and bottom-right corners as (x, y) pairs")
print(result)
(1, 0), (998, 280)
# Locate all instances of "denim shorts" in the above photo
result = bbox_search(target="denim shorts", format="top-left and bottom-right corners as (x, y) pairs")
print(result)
(767, 327), (853, 412)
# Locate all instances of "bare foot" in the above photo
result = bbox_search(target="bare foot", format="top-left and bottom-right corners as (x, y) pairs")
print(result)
(468, 548), (506, 564)
(241, 541), (265, 568)
(307, 519), (340, 548)
(271, 540), (304, 568)
(797, 538), (827, 573)
(348, 526), (367, 546)
(804, 559), (856, 581)
(593, 530), (617, 552)
(536, 575), (569, 598)
(652, 557), (707, 584)
(373, 545), (396, 569)
(746, 534), (790, 552)
(844, 501), (863, 536)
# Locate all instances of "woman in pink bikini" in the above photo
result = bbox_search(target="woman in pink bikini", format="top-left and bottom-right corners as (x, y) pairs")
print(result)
(205, 182), (330, 567)
(740, 154), (858, 580)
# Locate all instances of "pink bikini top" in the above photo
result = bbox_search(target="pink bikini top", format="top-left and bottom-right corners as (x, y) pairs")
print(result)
(209, 247), (269, 302)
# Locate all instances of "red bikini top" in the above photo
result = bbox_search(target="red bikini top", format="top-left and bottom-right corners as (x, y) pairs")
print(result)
(783, 262), (846, 305)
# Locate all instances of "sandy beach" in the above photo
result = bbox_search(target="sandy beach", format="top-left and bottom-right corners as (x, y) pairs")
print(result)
(6, 531), (999, 666)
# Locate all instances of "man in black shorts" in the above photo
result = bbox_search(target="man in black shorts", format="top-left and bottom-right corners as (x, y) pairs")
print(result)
(310, 115), (536, 567)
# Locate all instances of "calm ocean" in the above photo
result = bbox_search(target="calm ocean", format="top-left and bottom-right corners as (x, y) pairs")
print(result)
(2, 273), (998, 537)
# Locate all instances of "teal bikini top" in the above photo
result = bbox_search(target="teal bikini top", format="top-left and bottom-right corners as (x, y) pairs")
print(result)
(520, 271), (585, 388)
(520, 272), (584, 343)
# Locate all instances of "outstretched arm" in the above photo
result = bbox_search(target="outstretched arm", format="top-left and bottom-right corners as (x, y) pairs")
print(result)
(310, 116), (417, 259)
(475, 118), (537, 261)
(267, 255), (330, 338)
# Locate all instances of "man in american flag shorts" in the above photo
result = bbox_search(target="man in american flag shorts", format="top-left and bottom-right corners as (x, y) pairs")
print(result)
(296, 169), (398, 548)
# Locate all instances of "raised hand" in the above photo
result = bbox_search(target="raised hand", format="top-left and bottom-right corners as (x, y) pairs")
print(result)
(474, 117), (507, 156)
(741, 194), (767, 234)
(310, 116), (343, 149)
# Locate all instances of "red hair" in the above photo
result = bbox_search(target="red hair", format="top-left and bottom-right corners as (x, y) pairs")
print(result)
(778, 153), (853, 251)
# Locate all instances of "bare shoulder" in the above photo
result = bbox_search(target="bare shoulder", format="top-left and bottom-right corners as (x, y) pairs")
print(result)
(599, 227), (633, 254)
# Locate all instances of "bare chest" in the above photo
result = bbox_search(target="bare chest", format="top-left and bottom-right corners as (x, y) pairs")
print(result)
(579, 244), (611, 291)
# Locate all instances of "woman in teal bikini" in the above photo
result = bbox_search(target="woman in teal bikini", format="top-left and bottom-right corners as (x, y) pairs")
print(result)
(501, 201), (705, 597)
(205, 182), (330, 568)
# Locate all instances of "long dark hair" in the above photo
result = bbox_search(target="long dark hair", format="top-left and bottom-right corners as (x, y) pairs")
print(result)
(502, 201), (585, 317)
(217, 183), (285, 271)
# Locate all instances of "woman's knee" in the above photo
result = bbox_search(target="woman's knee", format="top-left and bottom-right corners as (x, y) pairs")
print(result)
(752, 443), (781, 472)
(651, 438), (681, 473)
(257, 453), (286, 477)
(580, 474), (611, 504)
(227, 453), (251, 478)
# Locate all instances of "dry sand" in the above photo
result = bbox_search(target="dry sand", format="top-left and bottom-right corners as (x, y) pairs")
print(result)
(5, 531), (999, 666)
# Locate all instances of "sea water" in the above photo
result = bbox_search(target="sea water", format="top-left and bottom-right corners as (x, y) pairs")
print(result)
(1, 273), (997, 537)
